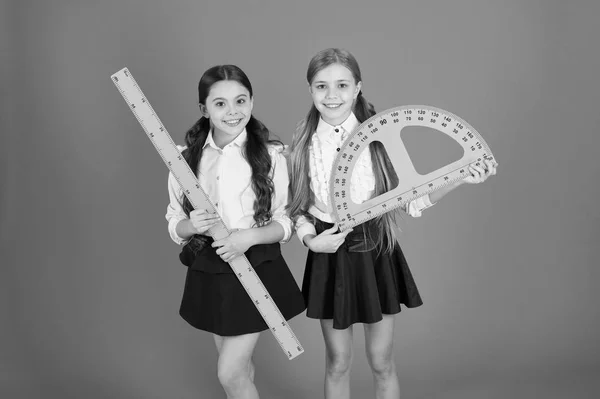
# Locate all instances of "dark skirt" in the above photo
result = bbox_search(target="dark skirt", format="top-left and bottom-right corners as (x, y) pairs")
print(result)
(178, 240), (306, 337)
(302, 219), (423, 330)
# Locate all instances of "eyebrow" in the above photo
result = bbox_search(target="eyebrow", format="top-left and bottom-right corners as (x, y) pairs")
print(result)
(313, 79), (351, 84)
(211, 94), (248, 102)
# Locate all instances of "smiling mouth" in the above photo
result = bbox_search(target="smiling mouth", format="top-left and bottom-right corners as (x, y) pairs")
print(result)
(223, 118), (243, 127)
(323, 103), (342, 109)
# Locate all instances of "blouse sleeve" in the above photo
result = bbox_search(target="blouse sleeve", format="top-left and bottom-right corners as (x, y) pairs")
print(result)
(295, 215), (317, 247)
(269, 145), (293, 244)
(403, 194), (434, 217)
(164, 145), (190, 245)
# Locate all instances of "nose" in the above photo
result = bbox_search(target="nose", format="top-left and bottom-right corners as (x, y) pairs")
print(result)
(227, 103), (242, 116)
(325, 87), (338, 99)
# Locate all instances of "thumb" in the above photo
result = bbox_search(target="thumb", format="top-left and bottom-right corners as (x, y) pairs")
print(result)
(323, 223), (340, 235)
(338, 226), (354, 237)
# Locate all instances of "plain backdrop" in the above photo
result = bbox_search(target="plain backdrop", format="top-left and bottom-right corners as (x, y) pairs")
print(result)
(2, 0), (599, 398)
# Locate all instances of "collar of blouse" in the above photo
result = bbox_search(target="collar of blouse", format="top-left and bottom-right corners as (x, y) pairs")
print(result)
(315, 112), (359, 144)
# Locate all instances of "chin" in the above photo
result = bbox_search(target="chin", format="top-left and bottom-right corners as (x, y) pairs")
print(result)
(227, 127), (245, 136)
(320, 107), (350, 121)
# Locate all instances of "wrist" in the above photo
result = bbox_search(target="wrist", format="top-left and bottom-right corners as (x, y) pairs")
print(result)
(244, 229), (258, 248)
(303, 234), (316, 248)
(176, 219), (195, 240)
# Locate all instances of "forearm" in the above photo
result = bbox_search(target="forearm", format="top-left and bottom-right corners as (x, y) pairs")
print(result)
(429, 179), (465, 204)
(175, 219), (196, 241)
(302, 234), (317, 247)
(247, 221), (285, 246)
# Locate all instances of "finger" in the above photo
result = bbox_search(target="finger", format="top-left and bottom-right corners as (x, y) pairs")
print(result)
(214, 246), (227, 255)
(204, 220), (220, 230)
(473, 164), (485, 174)
(198, 213), (220, 222)
(223, 253), (237, 263)
(190, 209), (209, 217)
(189, 210), (199, 218)
(481, 160), (492, 174)
(469, 166), (481, 178)
(338, 228), (354, 237)
(323, 223), (339, 235)
(471, 164), (483, 175)
(191, 214), (217, 224)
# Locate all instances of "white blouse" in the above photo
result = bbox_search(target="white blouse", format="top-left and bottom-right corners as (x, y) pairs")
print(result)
(165, 129), (293, 245)
(296, 112), (434, 244)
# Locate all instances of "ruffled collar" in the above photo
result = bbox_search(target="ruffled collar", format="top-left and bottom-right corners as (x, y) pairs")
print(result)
(315, 112), (359, 143)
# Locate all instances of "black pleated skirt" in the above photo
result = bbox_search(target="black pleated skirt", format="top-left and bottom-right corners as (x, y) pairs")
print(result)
(302, 219), (423, 330)
(178, 240), (306, 337)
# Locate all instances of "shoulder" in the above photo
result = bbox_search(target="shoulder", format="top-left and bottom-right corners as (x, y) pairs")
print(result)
(267, 142), (289, 158)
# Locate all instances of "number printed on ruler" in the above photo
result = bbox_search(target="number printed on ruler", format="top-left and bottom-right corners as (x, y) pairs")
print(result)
(329, 105), (497, 231)
(111, 67), (304, 360)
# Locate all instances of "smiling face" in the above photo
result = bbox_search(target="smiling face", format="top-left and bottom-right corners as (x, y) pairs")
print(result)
(201, 80), (253, 147)
(309, 63), (362, 126)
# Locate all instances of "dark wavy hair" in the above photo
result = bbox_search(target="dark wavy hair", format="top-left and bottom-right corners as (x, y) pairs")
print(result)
(181, 65), (281, 253)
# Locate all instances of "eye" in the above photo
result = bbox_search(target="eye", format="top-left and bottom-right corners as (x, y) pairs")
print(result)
(339, 83), (348, 88)
(237, 98), (246, 104)
(215, 101), (225, 107)
(315, 84), (326, 90)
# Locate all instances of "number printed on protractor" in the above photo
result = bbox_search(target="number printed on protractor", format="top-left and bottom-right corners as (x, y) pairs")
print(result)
(329, 105), (497, 231)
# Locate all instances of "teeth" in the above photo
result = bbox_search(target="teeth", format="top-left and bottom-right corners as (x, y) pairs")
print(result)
(324, 104), (342, 108)
(224, 119), (242, 126)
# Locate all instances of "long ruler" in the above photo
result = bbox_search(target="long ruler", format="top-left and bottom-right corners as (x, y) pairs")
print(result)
(111, 67), (303, 360)
(330, 105), (497, 230)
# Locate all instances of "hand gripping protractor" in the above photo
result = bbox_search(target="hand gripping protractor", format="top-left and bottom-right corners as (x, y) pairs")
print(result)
(330, 105), (497, 230)
(111, 68), (303, 360)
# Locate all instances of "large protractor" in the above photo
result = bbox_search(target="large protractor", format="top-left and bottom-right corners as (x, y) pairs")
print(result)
(329, 105), (497, 231)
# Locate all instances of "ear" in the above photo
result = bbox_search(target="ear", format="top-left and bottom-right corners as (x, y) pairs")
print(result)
(308, 82), (313, 95)
(199, 103), (209, 118)
(354, 81), (363, 99)
(249, 96), (254, 113)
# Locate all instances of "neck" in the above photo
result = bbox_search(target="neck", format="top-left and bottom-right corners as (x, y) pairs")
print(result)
(212, 129), (240, 149)
(321, 110), (352, 126)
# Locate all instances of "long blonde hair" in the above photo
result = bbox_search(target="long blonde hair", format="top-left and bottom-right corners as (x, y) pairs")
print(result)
(288, 48), (401, 254)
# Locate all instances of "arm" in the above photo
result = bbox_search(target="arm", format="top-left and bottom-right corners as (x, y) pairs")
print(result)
(165, 170), (191, 245)
(166, 145), (220, 243)
(268, 147), (293, 244)
(296, 214), (317, 247)
(428, 180), (465, 204)
(302, 222), (351, 253)
(428, 160), (497, 204)
(211, 147), (292, 261)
